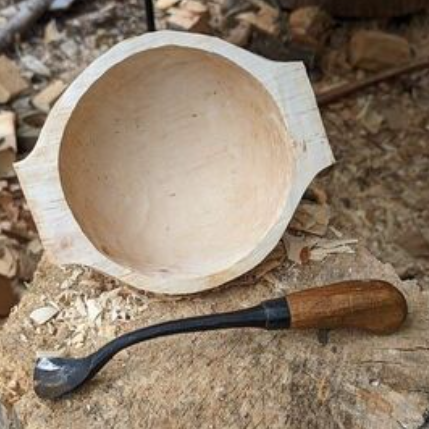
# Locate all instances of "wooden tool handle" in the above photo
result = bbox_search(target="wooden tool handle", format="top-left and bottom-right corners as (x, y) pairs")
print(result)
(286, 280), (407, 334)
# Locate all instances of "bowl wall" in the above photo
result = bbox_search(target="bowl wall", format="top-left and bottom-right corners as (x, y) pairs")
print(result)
(59, 46), (293, 278)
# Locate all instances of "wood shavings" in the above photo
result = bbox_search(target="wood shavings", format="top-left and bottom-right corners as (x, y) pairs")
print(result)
(289, 201), (330, 236)
(0, 56), (29, 103)
(32, 80), (67, 113)
(36, 281), (151, 352)
(36, 350), (63, 359)
(166, 2), (211, 34)
(329, 226), (343, 238)
(283, 233), (358, 264)
(86, 298), (102, 322)
(310, 239), (359, 261)
(29, 306), (58, 325)
(289, 6), (333, 48)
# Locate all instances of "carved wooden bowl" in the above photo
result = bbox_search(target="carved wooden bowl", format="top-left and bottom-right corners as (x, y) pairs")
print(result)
(16, 31), (333, 294)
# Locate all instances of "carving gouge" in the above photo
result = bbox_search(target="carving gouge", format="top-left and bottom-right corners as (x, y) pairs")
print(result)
(34, 280), (407, 400)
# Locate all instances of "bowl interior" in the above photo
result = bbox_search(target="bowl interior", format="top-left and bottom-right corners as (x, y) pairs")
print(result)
(59, 46), (293, 278)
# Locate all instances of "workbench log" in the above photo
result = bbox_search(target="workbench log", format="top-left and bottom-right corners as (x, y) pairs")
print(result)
(0, 245), (428, 429)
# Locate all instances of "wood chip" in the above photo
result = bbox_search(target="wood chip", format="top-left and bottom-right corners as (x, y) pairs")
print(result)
(289, 201), (330, 236)
(284, 234), (358, 264)
(86, 298), (102, 322)
(237, 1), (279, 36)
(349, 30), (411, 72)
(156, 0), (180, 11)
(0, 56), (28, 103)
(29, 306), (59, 325)
(167, 3), (211, 33)
(0, 111), (16, 178)
(32, 80), (67, 113)
(49, 0), (77, 11)
(289, 6), (333, 48)
(36, 350), (63, 359)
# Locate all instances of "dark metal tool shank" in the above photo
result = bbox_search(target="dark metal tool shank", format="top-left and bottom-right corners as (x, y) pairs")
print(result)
(34, 298), (290, 400)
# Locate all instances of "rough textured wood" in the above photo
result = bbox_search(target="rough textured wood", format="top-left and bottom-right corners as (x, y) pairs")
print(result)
(0, 246), (428, 428)
(15, 31), (333, 295)
(287, 280), (407, 334)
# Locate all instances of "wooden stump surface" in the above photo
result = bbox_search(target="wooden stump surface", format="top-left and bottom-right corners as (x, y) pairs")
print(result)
(0, 245), (428, 429)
